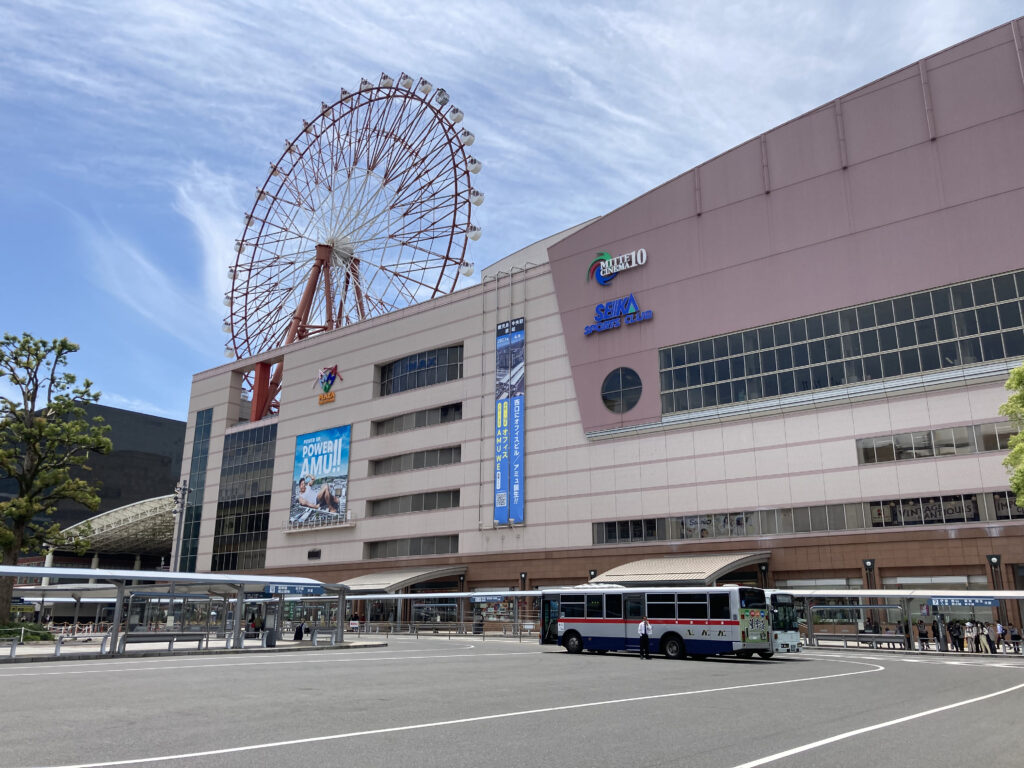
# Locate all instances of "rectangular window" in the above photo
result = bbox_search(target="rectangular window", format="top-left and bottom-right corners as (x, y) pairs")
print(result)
(647, 594), (675, 619)
(560, 595), (584, 618)
(709, 593), (731, 619)
(373, 403), (462, 435)
(379, 345), (463, 396)
(586, 595), (604, 618)
(605, 594), (623, 619)
(677, 597), (708, 619)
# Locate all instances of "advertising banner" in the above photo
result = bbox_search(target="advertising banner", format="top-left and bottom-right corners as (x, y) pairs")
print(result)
(290, 425), (351, 527)
(494, 317), (525, 525)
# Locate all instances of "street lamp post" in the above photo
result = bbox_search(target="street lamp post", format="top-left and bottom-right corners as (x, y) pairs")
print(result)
(758, 562), (769, 588)
(863, 559), (876, 632)
(988, 554), (1007, 626)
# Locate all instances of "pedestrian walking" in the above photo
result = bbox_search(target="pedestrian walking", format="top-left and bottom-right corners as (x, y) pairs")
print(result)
(1009, 623), (1021, 654)
(638, 615), (652, 660)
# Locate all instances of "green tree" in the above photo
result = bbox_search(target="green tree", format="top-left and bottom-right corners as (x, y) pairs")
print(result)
(0, 334), (112, 623)
(1000, 363), (1024, 498)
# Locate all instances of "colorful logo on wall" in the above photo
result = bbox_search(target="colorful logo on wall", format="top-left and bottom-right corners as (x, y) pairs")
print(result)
(587, 248), (647, 286)
(314, 365), (340, 405)
(584, 293), (654, 336)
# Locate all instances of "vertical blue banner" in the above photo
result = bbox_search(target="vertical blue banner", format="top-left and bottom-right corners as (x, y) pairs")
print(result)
(495, 318), (525, 525)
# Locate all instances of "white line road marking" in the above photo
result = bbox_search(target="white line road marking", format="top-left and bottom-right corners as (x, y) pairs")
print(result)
(728, 680), (1024, 768)
(0, 649), (537, 678)
(30, 660), (884, 767)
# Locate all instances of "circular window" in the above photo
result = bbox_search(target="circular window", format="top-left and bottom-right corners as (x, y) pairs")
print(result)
(601, 367), (642, 413)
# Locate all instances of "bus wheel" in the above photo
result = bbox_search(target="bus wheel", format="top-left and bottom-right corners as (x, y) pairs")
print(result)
(736, 651), (754, 659)
(563, 631), (583, 654)
(757, 651), (775, 659)
(662, 634), (685, 660)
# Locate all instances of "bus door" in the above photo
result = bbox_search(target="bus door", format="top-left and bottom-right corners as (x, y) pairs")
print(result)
(540, 596), (560, 645)
(623, 594), (644, 653)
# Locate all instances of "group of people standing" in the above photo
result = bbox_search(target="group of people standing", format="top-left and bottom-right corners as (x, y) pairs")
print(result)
(917, 617), (1022, 653)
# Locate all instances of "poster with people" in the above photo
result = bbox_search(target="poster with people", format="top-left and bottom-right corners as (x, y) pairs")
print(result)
(290, 425), (351, 527)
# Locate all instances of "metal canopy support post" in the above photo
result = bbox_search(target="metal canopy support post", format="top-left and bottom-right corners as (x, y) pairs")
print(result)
(335, 592), (345, 645)
(233, 586), (244, 649)
(804, 597), (815, 647)
(108, 582), (126, 655)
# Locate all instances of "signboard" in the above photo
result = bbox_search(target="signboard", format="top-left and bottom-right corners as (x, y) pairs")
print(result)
(587, 248), (647, 286)
(265, 584), (326, 596)
(291, 425), (351, 527)
(494, 317), (525, 525)
(470, 595), (504, 603)
(314, 364), (340, 405)
(929, 597), (998, 607)
(583, 293), (653, 336)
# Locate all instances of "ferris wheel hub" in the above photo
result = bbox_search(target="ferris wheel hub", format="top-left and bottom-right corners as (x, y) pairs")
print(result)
(322, 236), (355, 268)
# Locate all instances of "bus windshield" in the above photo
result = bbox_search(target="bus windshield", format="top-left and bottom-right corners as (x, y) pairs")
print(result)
(771, 596), (800, 632)
(739, 588), (767, 609)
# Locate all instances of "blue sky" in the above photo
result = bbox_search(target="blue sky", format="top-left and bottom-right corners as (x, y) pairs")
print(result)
(1, 1), (1019, 421)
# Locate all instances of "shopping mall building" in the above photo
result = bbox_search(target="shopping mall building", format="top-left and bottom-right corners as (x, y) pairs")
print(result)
(178, 20), (1024, 614)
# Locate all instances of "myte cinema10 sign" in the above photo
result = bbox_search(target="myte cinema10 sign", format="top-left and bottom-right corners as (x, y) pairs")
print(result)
(587, 247), (647, 286)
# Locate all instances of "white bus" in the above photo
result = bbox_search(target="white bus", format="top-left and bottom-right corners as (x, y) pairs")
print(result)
(766, 590), (801, 654)
(539, 585), (773, 659)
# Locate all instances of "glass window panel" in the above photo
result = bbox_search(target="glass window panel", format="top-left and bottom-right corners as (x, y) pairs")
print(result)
(789, 318), (807, 342)
(713, 336), (729, 358)
(881, 352), (901, 377)
(976, 423), (999, 451)
(972, 279), (995, 305)
(806, 314), (824, 339)
(893, 296), (913, 322)
(912, 292), (933, 318)
(929, 287), (951, 314)
(716, 382), (731, 405)
(899, 348), (921, 374)
(791, 343), (809, 367)
(845, 503), (867, 529)
(701, 362), (716, 383)
(702, 385), (718, 407)
(902, 498), (924, 525)
(932, 428), (956, 456)
(760, 509), (778, 534)
(661, 393), (675, 413)
(919, 345), (940, 371)
(939, 341), (960, 367)
(859, 329), (879, 354)
(896, 322), (916, 347)
(777, 508), (795, 534)
(935, 314), (957, 340)
(809, 506), (828, 531)
(995, 274), (1017, 301)
(758, 327), (774, 349)
(858, 438), (875, 463)
(659, 349), (672, 370)
(914, 318), (936, 344)
(694, 365), (709, 386)
(839, 308), (858, 333)
(714, 515), (731, 537)
(878, 326), (898, 351)
(762, 373), (780, 397)
(746, 377), (763, 400)
(996, 422), (1016, 450)
(999, 301), (1023, 329)
(1004, 329), (1024, 357)
(951, 283), (974, 309)
(822, 312), (840, 337)
(775, 346), (793, 370)
(873, 436), (895, 462)
(825, 336), (843, 361)
(811, 365), (829, 389)
(976, 305), (1000, 334)
(842, 333), (861, 357)
(873, 300), (894, 325)
(778, 370), (796, 394)
(678, 343), (694, 364)
(827, 362), (845, 387)
(955, 309), (978, 336)
(743, 330), (758, 352)
(792, 507), (811, 532)
(857, 304), (876, 329)
(730, 357), (745, 379)
(728, 333), (744, 356)
(773, 323), (791, 345)
(731, 379), (747, 402)
(959, 337), (981, 365)
(827, 505), (846, 530)
(745, 353), (761, 375)
(711, 360), (727, 382)
(760, 349), (777, 373)
(794, 367), (812, 391)
(809, 340), (826, 364)
(980, 333), (1005, 361)
(942, 494), (966, 523)
(844, 358), (863, 383)
(687, 389), (703, 410)
(863, 355), (883, 381)
(698, 339), (713, 360)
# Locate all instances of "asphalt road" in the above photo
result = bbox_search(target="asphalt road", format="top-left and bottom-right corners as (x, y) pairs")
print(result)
(4, 637), (1024, 768)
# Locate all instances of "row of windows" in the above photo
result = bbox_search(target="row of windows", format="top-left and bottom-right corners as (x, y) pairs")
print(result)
(379, 345), (464, 396)
(370, 446), (461, 476)
(592, 491), (1024, 545)
(857, 421), (1016, 464)
(179, 408), (213, 573)
(368, 489), (461, 517)
(372, 403), (462, 435)
(659, 271), (1024, 415)
(365, 534), (459, 560)
(211, 425), (278, 572)
(560, 592), (733, 621)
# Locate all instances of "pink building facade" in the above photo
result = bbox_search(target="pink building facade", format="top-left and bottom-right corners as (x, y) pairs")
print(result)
(181, 20), (1024, 618)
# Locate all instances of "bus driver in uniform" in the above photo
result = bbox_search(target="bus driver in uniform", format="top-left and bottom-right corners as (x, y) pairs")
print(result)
(638, 616), (652, 660)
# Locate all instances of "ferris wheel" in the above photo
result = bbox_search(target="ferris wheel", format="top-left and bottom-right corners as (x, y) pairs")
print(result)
(222, 72), (483, 419)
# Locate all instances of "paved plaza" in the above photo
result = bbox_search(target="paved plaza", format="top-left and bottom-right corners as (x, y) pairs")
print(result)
(4, 635), (1024, 768)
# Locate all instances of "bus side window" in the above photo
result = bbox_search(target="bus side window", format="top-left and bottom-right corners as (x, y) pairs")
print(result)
(709, 593), (731, 619)
(605, 594), (622, 619)
(586, 594), (604, 618)
(561, 595), (585, 618)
